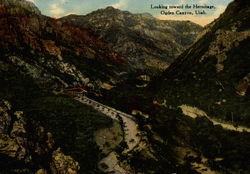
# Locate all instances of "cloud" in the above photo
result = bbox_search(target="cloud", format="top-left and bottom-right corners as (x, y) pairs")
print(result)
(111, 0), (129, 9)
(156, 5), (226, 26)
(179, 0), (187, 4)
(200, 0), (209, 4)
(50, 3), (64, 18)
(26, 0), (35, 3)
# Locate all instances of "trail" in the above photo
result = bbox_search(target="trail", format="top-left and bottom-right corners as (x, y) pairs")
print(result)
(179, 105), (250, 133)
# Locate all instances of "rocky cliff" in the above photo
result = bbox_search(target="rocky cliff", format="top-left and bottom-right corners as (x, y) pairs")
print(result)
(0, 99), (80, 174)
(3, 0), (250, 174)
(0, 0), (127, 93)
(60, 7), (202, 71)
(0, 1), (117, 173)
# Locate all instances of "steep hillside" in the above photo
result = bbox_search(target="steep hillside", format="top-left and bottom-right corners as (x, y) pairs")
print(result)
(0, 1), (119, 173)
(60, 7), (202, 71)
(141, 1), (250, 173)
(2, 0), (250, 174)
(97, 1), (250, 173)
(0, 0), (127, 93)
(0, 99), (80, 174)
(153, 0), (250, 127)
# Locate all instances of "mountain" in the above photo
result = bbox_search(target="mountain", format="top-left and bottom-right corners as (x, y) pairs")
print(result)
(144, 0), (250, 173)
(152, 0), (250, 127)
(0, 0), (128, 93)
(59, 7), (202, 71)
(97, 1), (250, 173)
(0, 1), (121, 173)
(2, 0), (250, 174)
(0, 1), (203, 172)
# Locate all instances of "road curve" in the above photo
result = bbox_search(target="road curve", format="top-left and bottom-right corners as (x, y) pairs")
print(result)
(73, 95), (141, 174)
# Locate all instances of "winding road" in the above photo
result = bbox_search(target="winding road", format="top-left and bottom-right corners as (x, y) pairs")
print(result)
(72, 95), (250, 174)
(179, 105), (250, 133)
(73, 94), (141, 174)
(74, 95), (250, 144)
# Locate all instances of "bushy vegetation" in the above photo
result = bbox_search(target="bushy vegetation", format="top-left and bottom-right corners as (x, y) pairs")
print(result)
(148, 107), (250, 173)
(0, 62), (112, 174)
(191, 117), (250, 172)
(26, 95), (112, 173)
(154, 35), (250, 127)
(98, 72), (153, 113)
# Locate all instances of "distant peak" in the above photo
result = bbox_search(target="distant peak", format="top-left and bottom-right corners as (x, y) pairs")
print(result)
(105, 6), (116, 10)
(137, 13), (154, 19)
(66, 14), (78, 17)
(0, 0), (41, 15)
(103, 6), (121, 11)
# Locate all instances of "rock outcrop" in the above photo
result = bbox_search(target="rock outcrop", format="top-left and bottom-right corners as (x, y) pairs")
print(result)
(0, 0), (127, 91)
(0, 0), (41, 15)
(51, 148), (79, 174)
(235, 72), (250, 96)
(0, 99), (80, 174)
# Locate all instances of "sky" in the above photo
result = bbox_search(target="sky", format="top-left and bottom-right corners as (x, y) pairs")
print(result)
(27, 0), (233, 26)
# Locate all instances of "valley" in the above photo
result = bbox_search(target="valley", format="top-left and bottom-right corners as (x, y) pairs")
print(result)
(0, 0), (250, 174)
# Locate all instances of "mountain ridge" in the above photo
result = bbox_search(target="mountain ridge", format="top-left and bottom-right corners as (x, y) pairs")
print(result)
(60, 6), (202, 71)
(98, 1), (250, 173)
(2, 0), (250, 174)
(152, 0), (250, 127)
(0, 0), (130, 93)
